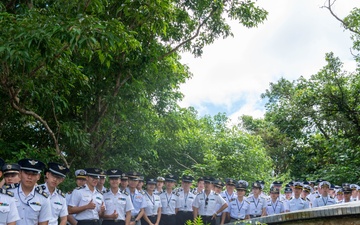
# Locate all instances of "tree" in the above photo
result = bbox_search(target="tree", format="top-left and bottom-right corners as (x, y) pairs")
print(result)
(0, 0), (268, 168)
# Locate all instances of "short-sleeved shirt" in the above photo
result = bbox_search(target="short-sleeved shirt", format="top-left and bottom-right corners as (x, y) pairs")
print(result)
(227, 198), (250, 220)
(128, 189), (147, 216)
(11, 184), (52, 225)
(0, 190), (20, 224)
(246, 196), (266, 216)
(103, 189), (134, 220)
(159, 191), (178, 215)
(266, 199), (285, 215)
(176, 190), (195, 212)
(285, 197), (309, 211)
(68, 184), (104, 220)
(312, 196), (336, 208)
(41, 183), (68, 225)
(143, 191), (162, 216)
(192, 191), (226, 216)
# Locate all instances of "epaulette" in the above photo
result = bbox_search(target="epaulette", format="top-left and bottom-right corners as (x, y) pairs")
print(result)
(76, 185), (85, 190)
(40, 184), (46, 190)
(67, 191), (73, 195)
(0, 188), (14, 197)
(214, 193), (219, 195)
(245, 199), (250, 204)
(289, 197), (293, 200)
(3, 183), (19, 190)
(301, 197), (305, 201)
(103, 189), (110, 193)
(306, 197), (310, 201)
(96, 189), (103, 195)
(56, 189), (66, 198)
(35, 186), (49, 198)
(121, 190), (129, 196)
(139, 190), (145, 195)
(330, 196), (334, 199)
(316, 195), (321, 198)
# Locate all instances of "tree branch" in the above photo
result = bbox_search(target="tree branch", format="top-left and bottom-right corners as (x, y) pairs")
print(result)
(8, 88), (69, 167)
(323, 0), (360, 35)
(158, 7), (217, 61)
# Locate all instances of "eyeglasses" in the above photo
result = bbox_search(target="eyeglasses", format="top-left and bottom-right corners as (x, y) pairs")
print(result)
(205, 197), (209, 207)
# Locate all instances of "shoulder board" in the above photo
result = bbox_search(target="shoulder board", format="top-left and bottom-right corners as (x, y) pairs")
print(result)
(96, 189), (103, 195)
(197, 192), (202, 195)
(35, 186), (49, 198)
(260, 196), (265, 199)
(67, 190), (73, 194)
(330, 196), (334, 199)
(76, 185), (86, 190)
(3, 183), (19, 190)
(140, 190), (145, 195)
(301, 197), (305, 201)
(122, 190), (129, 196)
(278, 200), (283, 203)
(316, 196), (321, 198)
(0, 188), (14, 197)
(103, 189), (110, 193)
(306, 197), (310, 201)
(40, 184), (46, 190)
(214, 193), (219, 195)
(245, 199), (250, 204)
(56, 189), (66, 198)
(289, 197), (293, 200)
(174, 192), (180, 197)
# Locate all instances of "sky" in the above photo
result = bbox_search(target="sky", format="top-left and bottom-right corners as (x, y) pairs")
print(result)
(178, 0), (360, 123)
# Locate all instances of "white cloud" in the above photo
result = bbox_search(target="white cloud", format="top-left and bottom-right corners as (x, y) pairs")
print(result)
(179, 0), (360, 119)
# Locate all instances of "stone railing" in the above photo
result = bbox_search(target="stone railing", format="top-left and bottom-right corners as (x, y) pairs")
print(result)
(227, 201), (360, 225)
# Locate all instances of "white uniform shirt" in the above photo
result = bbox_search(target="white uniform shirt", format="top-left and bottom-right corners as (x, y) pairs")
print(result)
(0, 190), (20, 225)
(227, 198), (250, 220)
(11, 184), (52, 225)
(103, 189), (134, 220)
(176, 190), (195, 212)
(312, 196), (336, 208)
(128, 189), (147, 216)
(192, 191), (226, 216)
(266, 199), (284, 215)
(143, 192), (162, 216)
(68, 184), (104, 220)
(246, 196), (266, 216)
(159, 191), (178, 215)
(285, 197), (309, 211)
(41, 183), (68, 225)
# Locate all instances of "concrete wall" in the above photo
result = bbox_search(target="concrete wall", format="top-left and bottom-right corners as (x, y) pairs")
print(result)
(226, 201), (360, 225)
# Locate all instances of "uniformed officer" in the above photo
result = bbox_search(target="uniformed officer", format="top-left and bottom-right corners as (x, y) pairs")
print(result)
(41, 162), (70, 225)
(312, 181), (336, 207)
(350, 184), (358, 201)
(226, 181), (250, 222)
(142, 178), (162, 225)
(2, 163), (21, 186)
(192, 176), (228, 225)
(335, 188), (344, 203)
(126, 172), (147, 225)
(66, 169), (87, 225)
(301, 185), (312, 206)
(285, 182), (309, 212)
(191, 177), (204, 195)
(11, 158), (52, 225)
(212, 180), (224, 225)
(68, 168), (105, 225)
(159, 174), (178, 225)
(265, 187), (284, 216)
(272, 181), (285, 201)
(136, 177), (144, 192)
(154, 177), (165, 195)
(176, 175), (196, 225)
(246, 181), (266, 218)
(0, 158), (20, 225)
(220, 178), (237, 224)
(102, 169), (134, 225)
(97, 170), (107, 194)
(284, 185), (292, 201)
(120, 173), (128, 192)
(341, 184), (352, 203)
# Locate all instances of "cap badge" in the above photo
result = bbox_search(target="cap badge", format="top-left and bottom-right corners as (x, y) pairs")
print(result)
(29, 160), (38, 165)
(122, 173), (126, 176)
(58, 165), (66, 170)
(111, 170), (117, 173)
(95, 169), (100, 172)
(169, 174), (173, 178)
(6, 165), (12, 170)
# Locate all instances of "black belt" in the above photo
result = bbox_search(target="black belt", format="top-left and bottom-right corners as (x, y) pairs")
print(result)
(231, 217), (244, 221)
(103, 220), (124, 222)
(250, 215), (261, 218)
(179, 211), (193, 213)
(161, 214), (176, 216)
(78, 220), (99, 222)
(148, 215), (157, 217)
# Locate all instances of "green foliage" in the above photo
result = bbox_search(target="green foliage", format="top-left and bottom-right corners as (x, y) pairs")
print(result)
(261, 52), (360, 183)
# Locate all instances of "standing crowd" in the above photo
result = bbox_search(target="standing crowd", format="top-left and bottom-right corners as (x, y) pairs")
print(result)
(0, 157), (358, 225)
